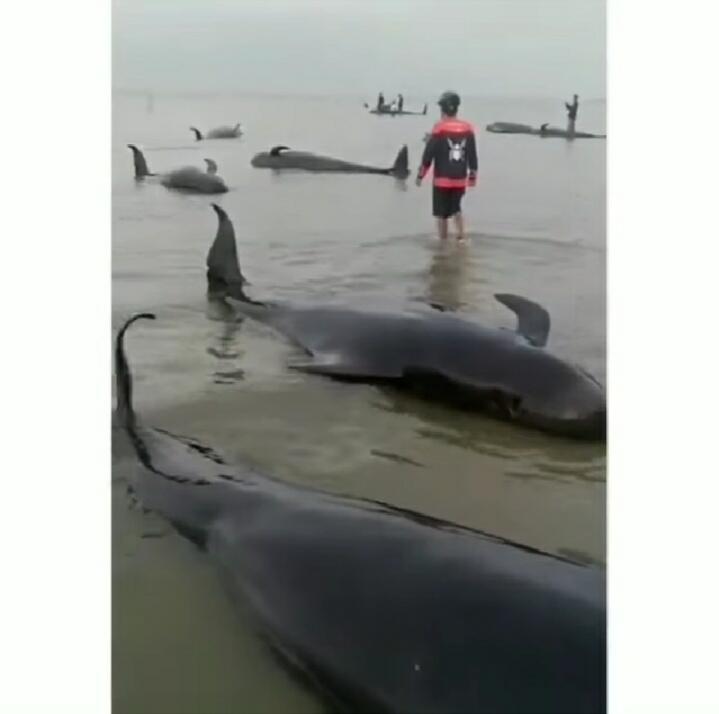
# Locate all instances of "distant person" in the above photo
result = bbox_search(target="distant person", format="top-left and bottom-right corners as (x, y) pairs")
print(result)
(397, 94), (404, 112)
(416, 91), (478, 242)
(565, 94), (579, 136)
(377, 92), (385, 111)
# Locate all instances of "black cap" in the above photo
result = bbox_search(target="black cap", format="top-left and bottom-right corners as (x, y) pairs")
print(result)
(437, 90), (460, 113)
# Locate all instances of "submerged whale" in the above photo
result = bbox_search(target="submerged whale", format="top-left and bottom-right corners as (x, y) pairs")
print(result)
(486, 122), (606, 139)
(251, 145), (409, 178)
(127, 144), (228, 194)
(205, 205), (606, 439)
(116, 313), (606, 714)
(189, 123), (242, 141)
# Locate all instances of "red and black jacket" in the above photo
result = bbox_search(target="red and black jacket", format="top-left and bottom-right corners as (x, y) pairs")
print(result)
(418, 118), (478, 188)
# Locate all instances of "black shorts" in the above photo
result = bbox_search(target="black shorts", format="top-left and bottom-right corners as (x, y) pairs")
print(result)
(432, 186), (465, 218)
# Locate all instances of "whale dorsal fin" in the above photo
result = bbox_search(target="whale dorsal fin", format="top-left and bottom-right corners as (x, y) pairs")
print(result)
(127, 144), (152, 178)
(269, 145), (290, 157)
(206, 204), (252, 305)
(494, 293), (551, 347)
(204, 158), (218, 175)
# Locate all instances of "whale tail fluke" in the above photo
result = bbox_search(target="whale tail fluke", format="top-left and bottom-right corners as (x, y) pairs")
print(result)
(207, 204), (257, 304)
(190, 127), (203, 141)
(115, 313), (156, 429)
(127, 144), (152, 178)
(391, 145), (410, 178)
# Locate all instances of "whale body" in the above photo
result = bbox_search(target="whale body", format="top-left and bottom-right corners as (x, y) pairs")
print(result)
(127, 145), (228, 194)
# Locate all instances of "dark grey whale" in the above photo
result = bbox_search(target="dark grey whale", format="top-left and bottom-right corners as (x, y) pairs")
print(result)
(486, 122), (606, 139)
(189, 123), (242, 141)
(251, 144), (409, 178)
(127, 144), (228, 194)
(206, 205), (606, 439)
(116, 313), (606, 714)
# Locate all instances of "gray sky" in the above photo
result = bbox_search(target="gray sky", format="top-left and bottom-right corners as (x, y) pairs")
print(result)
(113, 0), (605, 98)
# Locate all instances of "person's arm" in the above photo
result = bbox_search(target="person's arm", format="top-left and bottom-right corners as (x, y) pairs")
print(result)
(467, 131), (478, 187)
(416, 134), (436, 185)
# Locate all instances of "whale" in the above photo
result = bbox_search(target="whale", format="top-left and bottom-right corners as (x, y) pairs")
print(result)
(115, 312), (606, 714)
(537, 125), (607, 139)
(189, 123), (242, 141)
(127, 144), (228, 194)
(486, 122), (606, 139)
(364, 102), (428, 116)
(250, 144), (410, 178)
(205, 205), (606, 439)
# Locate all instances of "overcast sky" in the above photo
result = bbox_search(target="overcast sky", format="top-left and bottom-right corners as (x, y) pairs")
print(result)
(113, 0), (605, 98)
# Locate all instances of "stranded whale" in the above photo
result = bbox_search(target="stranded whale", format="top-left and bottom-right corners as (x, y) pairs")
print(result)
(127, 144), (228, 194)
(189, 123), (242, 141)
(251, 145), (410, 178)
(486, 122), (606, 139)
(205, 205), (606, 439)
(115, 312), (606, 713)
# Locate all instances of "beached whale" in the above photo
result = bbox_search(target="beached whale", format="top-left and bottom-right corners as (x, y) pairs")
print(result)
(189, 123), (242, 141)
(537, 124), (607, 139)
(205, 205), (606, 439)
(127, 144), (228, 194)
(486, 122), (536, 134)
(115, 312), (606, 714)
(486, 122), (605, 139)
(250, 145), (409, 178)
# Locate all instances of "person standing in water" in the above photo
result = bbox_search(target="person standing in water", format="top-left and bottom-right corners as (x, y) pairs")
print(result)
(565, 94), (579, 136)
(397, 93), (404, 112)
(377, 92), (385, 111)
(416, 91), (478, 242)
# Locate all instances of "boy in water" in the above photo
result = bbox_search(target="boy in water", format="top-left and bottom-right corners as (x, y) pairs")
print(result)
(416, 91), (478, 241)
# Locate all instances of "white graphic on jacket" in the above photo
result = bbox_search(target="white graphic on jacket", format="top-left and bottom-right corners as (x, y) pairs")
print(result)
(447, 138), (466, 162)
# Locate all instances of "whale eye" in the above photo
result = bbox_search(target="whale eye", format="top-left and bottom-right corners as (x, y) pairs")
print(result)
(506, 396), (522, 418)
(486, 390), (522, 419)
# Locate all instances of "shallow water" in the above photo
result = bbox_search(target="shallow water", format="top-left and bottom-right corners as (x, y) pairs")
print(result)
(112, 92), (605, 713)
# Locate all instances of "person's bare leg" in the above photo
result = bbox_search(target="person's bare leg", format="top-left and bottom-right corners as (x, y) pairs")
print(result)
(437, 218), (449, 240)
(452, 212), (465, 241)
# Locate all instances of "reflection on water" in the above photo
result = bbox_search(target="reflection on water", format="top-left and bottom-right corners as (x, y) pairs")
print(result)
(425, 240), (473, 310)
(206, 300), (246, 372)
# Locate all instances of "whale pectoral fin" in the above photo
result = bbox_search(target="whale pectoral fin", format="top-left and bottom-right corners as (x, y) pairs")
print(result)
(269, 145), (291, 157)
(494, 293), (551, 347)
